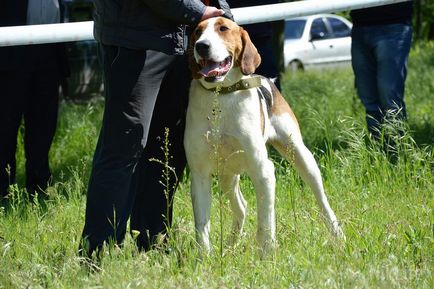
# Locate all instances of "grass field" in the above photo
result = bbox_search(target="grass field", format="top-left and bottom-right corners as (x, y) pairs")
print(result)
(1, 42), (433, 288)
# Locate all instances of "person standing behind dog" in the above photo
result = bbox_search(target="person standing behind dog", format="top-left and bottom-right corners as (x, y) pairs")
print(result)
(79, 0), (233, 258)
(350, 1), (413, 141)
(227, 0), (282, 90)
(0, 1), (69, 198)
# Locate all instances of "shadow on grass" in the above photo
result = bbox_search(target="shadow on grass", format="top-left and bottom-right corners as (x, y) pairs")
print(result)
(410, 122), (434, 147)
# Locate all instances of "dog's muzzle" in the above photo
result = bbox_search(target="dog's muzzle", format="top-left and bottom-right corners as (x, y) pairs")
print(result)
(194, 40), (233, 82)
(195, 40), (211, 58)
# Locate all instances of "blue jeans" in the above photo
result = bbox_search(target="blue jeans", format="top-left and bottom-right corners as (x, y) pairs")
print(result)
(351, 23), (412, 138)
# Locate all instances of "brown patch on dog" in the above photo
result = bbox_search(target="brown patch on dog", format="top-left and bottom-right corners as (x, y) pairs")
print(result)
(213, 17), (261, 75)
(270, 83), (300, 132)
(188, 19), (209, 79)
(238, 28), (261, 75)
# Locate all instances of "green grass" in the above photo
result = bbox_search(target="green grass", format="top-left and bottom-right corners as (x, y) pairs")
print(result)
(1, 43), (433, 288)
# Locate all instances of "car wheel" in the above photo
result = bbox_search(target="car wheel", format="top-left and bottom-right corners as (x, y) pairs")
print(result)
(288, 60), (303, 72)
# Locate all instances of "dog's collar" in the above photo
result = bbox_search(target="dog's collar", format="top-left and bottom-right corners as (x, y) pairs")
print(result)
(200, 75), (262, 94)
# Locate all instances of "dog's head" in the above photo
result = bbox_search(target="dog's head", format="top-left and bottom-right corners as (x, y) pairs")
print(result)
(189, 17), (261, 86)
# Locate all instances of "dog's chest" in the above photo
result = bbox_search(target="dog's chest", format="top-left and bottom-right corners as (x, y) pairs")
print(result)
(185, 83), (265, 173)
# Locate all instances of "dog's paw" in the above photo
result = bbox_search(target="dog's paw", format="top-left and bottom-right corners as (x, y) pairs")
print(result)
(258, 239), (277, 260)
(257, 230), (276, 260)
(332, 221), (346, 241)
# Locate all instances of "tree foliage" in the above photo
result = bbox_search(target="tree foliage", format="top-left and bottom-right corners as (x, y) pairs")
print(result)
(414, 0), (434, 40)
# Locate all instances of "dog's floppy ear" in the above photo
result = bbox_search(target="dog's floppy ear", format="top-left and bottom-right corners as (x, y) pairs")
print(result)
(188, 28), (202, 80)
(239, 27), (261, 75)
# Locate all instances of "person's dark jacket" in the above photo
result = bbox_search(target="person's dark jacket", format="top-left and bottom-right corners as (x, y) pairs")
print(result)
(93, 0), (233, 54)
(350, 1), (413, 27)
(0, 1), (69, 75)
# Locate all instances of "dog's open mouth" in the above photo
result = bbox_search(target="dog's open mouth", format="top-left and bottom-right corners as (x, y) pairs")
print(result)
(198, 56), (232, 82)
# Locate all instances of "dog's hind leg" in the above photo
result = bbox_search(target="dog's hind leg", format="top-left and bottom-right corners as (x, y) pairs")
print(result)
(190, 170), (213, 256)
(271, 132), (345, 239)
(219, 174), (247, 244)
(291, 141), (345, 239)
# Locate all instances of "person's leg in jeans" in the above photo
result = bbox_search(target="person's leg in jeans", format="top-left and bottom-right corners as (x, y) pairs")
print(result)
(130, 55), (190, 251)
(352, 24), (412, 138)
(79, 45), (177, 257)
(376, 24), (412, 124)
(351, 26), (383, 139)
(24, 69), (60, 195)
(375, 24), (412, 156)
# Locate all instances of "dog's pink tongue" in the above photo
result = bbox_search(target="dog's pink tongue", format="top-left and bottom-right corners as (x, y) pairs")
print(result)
(199, 61), (221, 77)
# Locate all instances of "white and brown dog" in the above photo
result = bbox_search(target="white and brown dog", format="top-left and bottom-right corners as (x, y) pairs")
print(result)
(184, 17), (345, 256)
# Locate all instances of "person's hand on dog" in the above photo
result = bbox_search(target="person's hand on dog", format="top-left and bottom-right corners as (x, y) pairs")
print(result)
(201, 6), (225, 20)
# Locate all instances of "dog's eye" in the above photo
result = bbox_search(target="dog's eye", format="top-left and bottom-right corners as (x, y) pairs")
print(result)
(219, 25), (229, 32)
(195, 29), (202, 37)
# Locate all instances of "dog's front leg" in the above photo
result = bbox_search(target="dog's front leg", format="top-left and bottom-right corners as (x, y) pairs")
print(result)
(219, 174), (247, 244)
(244, 142), (276, 257)
(190, 171), (213, 257)
(253, 159), (276, 257)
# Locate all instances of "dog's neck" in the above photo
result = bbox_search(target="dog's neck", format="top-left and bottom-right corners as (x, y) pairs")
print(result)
(199, 75), (262, 94)
(197, 67), (262, 94)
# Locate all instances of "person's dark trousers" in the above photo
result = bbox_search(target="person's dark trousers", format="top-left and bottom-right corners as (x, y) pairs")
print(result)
(0, 68), (59, 197)
(79, 44), (190, 256)
(351, 23), (412, 139)
(130, 59), (189, 251)
(251, 35), (281, 91)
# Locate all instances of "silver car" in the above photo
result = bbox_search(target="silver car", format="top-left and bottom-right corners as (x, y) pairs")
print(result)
(284, 14), (353, 71)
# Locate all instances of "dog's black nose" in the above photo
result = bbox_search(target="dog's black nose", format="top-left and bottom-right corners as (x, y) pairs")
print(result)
(195, 40), (211, 57)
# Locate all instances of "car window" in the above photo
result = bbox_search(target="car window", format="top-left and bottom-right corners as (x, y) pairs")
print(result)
(310, 18), (330, 41)
(284, 19), (306, 40)
(327, 17), (351, 38)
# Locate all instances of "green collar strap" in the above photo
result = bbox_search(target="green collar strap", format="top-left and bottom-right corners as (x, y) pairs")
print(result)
(201, 75), (262, 94)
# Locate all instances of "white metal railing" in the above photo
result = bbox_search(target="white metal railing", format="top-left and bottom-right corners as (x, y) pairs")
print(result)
(0, 0), (411, 47)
